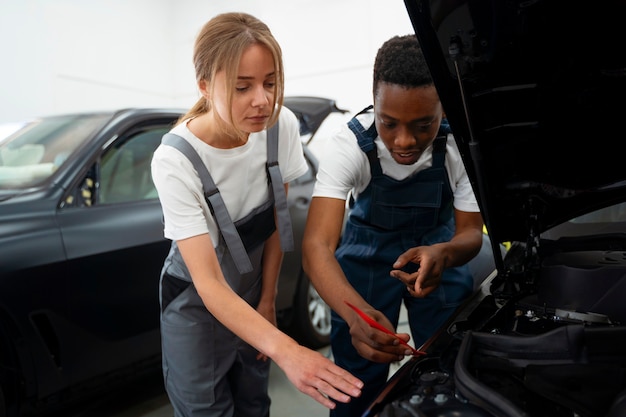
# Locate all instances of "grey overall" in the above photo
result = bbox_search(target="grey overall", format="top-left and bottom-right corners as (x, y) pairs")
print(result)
(158, 124), (293, 417)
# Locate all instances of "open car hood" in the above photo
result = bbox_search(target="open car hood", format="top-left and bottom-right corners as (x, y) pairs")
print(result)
(283, 96), (348, 141)
(404, 0), (626, 246)
(363, 4), (626, 416)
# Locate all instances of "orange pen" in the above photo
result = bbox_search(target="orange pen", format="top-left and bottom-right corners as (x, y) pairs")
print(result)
(344, 300), (426, 356)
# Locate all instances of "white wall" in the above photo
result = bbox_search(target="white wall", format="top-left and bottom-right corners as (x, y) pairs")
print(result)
(0, 0), (415, 124)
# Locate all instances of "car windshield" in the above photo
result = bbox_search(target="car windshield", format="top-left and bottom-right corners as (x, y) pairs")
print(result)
(0, 114), (110, 190)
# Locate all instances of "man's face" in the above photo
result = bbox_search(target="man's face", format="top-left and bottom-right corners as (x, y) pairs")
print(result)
(374, 82), (444, 165)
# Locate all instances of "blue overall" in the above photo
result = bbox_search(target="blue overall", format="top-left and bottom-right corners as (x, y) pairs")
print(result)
(158, 125), (292, 417)
(330, 112), (473, 417)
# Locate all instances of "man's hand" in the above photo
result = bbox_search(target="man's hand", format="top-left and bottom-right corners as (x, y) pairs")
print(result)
(346, 307), (414, 363)
(390, 245), (446, 297)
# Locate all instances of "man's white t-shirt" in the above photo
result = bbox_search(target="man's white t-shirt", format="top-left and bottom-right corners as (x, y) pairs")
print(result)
(152, 107), (308, 247)
(312, 112), (479, 213)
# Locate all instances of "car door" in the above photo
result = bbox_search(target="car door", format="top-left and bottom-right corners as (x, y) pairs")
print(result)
(54, 118), (175, 385)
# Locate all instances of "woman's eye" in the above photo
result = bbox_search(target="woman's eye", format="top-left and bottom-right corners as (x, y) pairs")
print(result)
(235, 86), (249, 92)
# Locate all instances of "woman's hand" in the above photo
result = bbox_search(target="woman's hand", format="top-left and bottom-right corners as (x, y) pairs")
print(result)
(276, 343), (363, 409)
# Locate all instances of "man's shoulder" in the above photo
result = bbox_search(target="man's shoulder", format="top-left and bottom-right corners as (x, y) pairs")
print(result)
(353, 111), (376, 128)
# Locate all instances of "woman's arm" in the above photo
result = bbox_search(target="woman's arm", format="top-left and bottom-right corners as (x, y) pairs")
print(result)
(177, 230), (362, 409)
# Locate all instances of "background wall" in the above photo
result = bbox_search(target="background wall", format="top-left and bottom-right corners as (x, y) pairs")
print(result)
(0, 0), (415, 125)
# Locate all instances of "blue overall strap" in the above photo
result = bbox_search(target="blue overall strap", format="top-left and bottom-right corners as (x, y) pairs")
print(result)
(266, 122), (294, 252)
(348, 105), (376, 154)
(161, 133), (253, 274)
(347, 107), (381, 176)
(431, 119), (452, 166)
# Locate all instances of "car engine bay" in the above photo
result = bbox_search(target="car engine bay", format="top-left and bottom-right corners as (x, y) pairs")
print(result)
(370, 238), (626, 417)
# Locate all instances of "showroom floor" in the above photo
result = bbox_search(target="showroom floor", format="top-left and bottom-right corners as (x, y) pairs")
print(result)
(89, 307), (411, 417)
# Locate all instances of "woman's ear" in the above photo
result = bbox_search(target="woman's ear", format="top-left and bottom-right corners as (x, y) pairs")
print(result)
(198, 79), (209, 99)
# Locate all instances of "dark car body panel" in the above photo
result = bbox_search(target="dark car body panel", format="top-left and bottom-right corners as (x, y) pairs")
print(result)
(0, 110), (181, 407)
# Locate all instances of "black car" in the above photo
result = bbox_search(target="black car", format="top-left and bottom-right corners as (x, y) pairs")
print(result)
(366, 1), (626, 417)
(0, 97), (346, 416)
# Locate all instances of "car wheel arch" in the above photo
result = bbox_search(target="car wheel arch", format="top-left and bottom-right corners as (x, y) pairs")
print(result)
(287, 270), (331, 350)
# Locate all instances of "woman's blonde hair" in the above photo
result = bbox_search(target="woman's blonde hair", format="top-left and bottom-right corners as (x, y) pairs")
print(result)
(179, 12), (284, 135)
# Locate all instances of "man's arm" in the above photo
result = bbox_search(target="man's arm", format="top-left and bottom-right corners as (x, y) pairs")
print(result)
(302, 196), (413, 362)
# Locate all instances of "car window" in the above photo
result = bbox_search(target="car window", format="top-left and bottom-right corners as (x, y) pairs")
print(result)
(0, 114), (110, 189)
(61, 126), (169, 208)
(98, 128), (167, 204)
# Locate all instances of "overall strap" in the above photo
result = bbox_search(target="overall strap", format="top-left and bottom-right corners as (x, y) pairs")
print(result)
(347, 108), (381, 177)
(431, 120), (452, 167)
(348, 105), (376, 153)
(266, 122), (294, 252)
(161, 133), (253, 274)
(431, 135), (448, 167)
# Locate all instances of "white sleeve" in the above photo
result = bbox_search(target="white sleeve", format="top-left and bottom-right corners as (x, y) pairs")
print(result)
(446, 135), (480, 213)
(277, 107), (309, 184)
(312, 121), (370, 200)
(151, 143), (216, 242)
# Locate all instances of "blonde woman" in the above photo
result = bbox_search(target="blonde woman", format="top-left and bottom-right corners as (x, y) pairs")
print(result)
(151, 12), (362, 417)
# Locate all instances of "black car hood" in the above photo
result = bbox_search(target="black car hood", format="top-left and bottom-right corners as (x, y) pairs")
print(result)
(404, 0), (626, 245)
(283, 96), (348, 140)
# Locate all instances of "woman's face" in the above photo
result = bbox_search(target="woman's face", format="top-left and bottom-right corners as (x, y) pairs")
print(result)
(211, 43), (276, 135)
(374, 82), (443, 165)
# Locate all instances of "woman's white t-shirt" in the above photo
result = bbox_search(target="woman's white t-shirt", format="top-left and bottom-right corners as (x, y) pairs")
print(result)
(152, 107), (308, 247)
